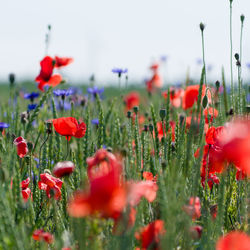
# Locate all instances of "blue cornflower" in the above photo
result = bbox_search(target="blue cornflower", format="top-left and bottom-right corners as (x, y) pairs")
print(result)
(91, 118), (99, 125)
(196, 58), (202, 65)
(0, 122), (9, 129)
(247, 93), (250, 103)
(24, 92), (40, 102)
(160, 55), (168, 62)
(28, 104), (37, 111)
(246, 63), (250, 69)
(112, 68), (128, 77)
(53, 88), (74, 97)
(55, 99), (72, 111)
(87, 86), (104, 99)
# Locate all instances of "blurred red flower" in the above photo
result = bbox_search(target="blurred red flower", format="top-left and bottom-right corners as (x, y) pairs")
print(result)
(53, 161), (75, 178)
(203, 107), (219, 124)
(35, 56), (62, 92)
(68, 149), (126, 219)
(190, 225), (203, 240)
(157, 121), (175, 142)
(182, 85), (210, 110)
(38, 173), (63, 200)
(13, 136), (28, 158)
(183, 197), (201, 221)
(52, 117), (86, 141)
(162, 88), (184, 108)
(32, 229), (54, 244)
(135, 220), (166, 250)
(54, 56), (73, 68)
(216, 231), (250, 250)
(124, 92), (140, 111)
(68, 149), (158, 220)
(21, 177), (31, 202)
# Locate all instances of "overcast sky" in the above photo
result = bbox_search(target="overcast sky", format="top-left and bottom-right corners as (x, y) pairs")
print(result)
(1, 0), (250, 85)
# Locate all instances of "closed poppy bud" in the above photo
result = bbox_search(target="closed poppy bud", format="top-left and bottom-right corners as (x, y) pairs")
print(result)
(159, 109), (166, 119)
(200, 23), (205, 31)
(202, 95), (208, 109)
(149, 124), (154, 132)
(127, 111), (132, 118)
(53, 161), (75, 178)
(9, 73), (15, 85)
(215, 81), (220, 89)
(133, 106), (139, 114)
(240, 14), (245, 23)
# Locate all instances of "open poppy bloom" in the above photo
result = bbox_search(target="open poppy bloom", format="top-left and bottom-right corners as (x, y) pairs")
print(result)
(182, 85), (210, 110)
(13, 136), (28, 158)
(54, 56), (73, 68)
(162, 88), (184, 108)
(52, 117), (86, 141)
(203, 107), (219, 124)
(35, 56), (62, 92)
(32, 229), (54, 244)
(68, 149), (158, 220)
(135, 220), (166, 250)
(21, 177), (31, 202)
(53, 161), (75, 178)
(183, 197), (201, 221)
(68, 150), (126, 219)
(38, 173), (63, 200)
(124, 92), (140, 111)
(143, 172), (157, 182)
(216, 231), (250, 250)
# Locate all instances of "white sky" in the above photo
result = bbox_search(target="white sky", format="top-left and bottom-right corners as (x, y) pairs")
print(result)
(1, 0), (250, 85)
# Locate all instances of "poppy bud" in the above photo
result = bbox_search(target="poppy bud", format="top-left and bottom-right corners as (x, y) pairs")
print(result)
(53, 161), (75, 178)
(144, 125), (149, 132)
(21, 111), (29, 124)
(121, 147), (127, 157)
(215, 81), (220, 89)
(199, 23), (205, 31)
(240, 14), (245, 23)
(127, 111), (132, 118)
(226, 107), (234, 116)
(144, 112), (149, 118)
(159, 109), (166, 120)
(27, 142), (34, 152)
(133, 106), (139, 114)
(45, 121), (52, 134)
(161, 137), (165, 144)
(161, 160), (167, 171)
(48, 24), (51, 30)
(149, 124), (154, 133)
(9, 73), (15, 86)
(179, 115), (185, 126)
(234, 53), (239, 61)
(171, 142), (176, 151)
(202, 95), (208, 109)
(190, 226), (203, 239)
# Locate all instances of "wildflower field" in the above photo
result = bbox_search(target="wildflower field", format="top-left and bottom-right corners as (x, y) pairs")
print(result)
(0, 2), (250, 250)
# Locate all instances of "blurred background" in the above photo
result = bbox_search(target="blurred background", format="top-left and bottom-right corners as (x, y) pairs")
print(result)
(1, 0), (250, 85)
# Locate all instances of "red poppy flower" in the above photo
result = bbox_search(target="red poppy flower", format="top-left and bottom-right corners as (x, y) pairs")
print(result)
(52, 117), (86, 141)
(162, 88), (184, 108)
(216, 231), (250, 250)
(13, 136), (28, 158)
(135, 220), (166, 250)
(183, 197), (201, 221)
(53, 161), (75, 178)
(38, 173), (63, 200)
(190, 225), (203, 240)
(203, 107), (219, 124)
(127, 180), (158, 207)
(150, 63), (160, 72)
(54, 56), (73, 68)
(32, 229), (54, 244)
(216, 120), (250, 175)
(182, 85), (210, 110)
(124, 92), (140, 111)
(143, 172), (157, 182)
(21, 177), (31, 202)
(236, 168), (247, 181)
(157, 121), (175, 142)
(68, 149), (126, 219)
(35, 56), (62, 92)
